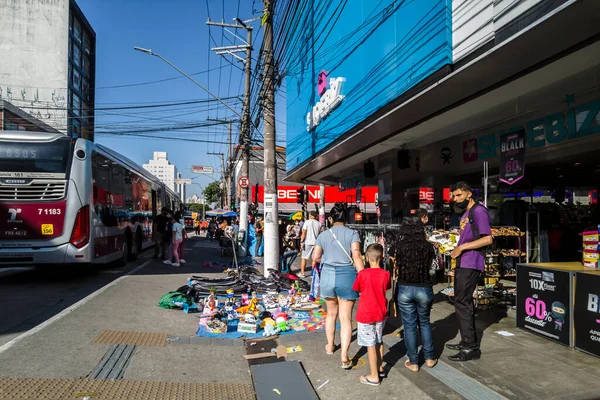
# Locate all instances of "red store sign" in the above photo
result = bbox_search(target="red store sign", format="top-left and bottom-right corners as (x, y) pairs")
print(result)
(253, 186), (378, 204)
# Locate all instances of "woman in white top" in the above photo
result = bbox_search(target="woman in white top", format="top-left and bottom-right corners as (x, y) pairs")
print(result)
(176, 212), (187, 264)
(164, 212), (184, 267)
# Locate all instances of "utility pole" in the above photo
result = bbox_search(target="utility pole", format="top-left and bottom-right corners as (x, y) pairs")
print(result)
(319, 184), (325, 225)
(207, 17), (253, 257)
(208, 152), (225, 209)
(262, 0), (279, 276)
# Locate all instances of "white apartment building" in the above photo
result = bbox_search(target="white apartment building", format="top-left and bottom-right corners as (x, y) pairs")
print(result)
(186, 194), (202, 204)
(143, 151), (176, 191)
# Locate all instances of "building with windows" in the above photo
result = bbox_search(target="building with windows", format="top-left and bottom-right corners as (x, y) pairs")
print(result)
(143, 152), (177, 192)
(0, 0), (95, 139)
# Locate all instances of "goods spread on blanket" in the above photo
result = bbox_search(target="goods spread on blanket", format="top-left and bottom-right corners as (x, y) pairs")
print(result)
(196, 288), (326, 338)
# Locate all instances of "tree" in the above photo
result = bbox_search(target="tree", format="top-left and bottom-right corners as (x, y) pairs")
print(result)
(203, 181), (221, 206)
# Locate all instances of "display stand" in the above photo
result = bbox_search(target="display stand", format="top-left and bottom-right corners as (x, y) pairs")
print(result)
(574, 270), (600, 358)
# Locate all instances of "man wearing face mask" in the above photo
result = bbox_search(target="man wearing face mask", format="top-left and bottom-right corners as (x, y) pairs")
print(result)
(447, 182), (492, 362)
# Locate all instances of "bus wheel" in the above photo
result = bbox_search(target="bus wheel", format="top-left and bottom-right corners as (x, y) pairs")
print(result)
(116, 240), (128, 267)
(128, 232), (140, 261)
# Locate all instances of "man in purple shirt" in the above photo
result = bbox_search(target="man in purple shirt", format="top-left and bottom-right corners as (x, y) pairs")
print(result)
(448, 182), (492, 362)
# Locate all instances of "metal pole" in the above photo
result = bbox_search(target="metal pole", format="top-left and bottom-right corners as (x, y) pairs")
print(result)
(227, 121), (232, 209)
(238, 27), (253, 257)
(262, 0), (279, 276)
(319, 184), (325, 225)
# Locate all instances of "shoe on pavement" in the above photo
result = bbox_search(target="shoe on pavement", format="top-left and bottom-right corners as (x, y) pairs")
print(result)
(445, 343), (463, 351)
(172, 263), (181, 267)
(163, 260), (172, 265)
(448, 349), (481, 362)
(404, 360), (419, 372)
(180, 259), (186, 264)
(425, 359), (438, 368)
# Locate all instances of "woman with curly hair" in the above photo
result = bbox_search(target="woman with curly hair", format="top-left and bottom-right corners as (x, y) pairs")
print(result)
(396, 215), (437, 372)
(312, 202), (365, 369)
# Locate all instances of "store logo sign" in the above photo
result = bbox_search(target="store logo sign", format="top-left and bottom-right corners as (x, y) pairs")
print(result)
(464, 98), (600, 163)
(307, 70), (345, 131)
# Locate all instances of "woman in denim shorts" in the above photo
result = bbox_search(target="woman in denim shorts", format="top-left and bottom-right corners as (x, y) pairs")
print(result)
(312, 203), (365, 369)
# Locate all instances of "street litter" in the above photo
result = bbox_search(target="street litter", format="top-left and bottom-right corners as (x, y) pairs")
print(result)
(286, 345), (303, 353)
(316, 380), (330, 390)
(495, 330), (515, 337)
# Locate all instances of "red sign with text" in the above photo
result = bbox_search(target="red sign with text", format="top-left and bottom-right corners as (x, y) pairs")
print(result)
(252, 186), (378, 204)
(419, 187), (434, 204)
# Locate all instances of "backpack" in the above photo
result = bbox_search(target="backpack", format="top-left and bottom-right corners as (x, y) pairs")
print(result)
(467, 202), (491, 255)
(158, 291), (194, 309)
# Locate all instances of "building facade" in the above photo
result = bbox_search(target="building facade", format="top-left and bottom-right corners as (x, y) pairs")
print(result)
(143, 152), (177, 192)
(285, 0), (600, 225)
(0, 0), (96, 139)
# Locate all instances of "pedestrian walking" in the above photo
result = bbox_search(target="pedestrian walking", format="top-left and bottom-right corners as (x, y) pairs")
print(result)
(194, 218), (200, 235)
(208, 219), (217, 241)
(152, 207), (169, 259)
(254, 216), (264, 257)
(447, 181), (492, 361)
(299, 211), (322, 277)
(175, 212), (187, 264)
(312, 203), (365, 369)
(352, 243), (390, 386)
(164, 213), (184, 267)
(395, 216), (437, 372)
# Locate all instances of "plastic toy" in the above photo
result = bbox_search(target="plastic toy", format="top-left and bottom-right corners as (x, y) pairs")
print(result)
(275, 315), (290, 332)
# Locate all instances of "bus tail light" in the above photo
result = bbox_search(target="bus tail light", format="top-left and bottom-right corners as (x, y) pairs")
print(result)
(70, 205), (90, 248)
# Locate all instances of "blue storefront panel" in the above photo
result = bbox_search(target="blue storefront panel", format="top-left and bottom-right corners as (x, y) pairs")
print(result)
(286, 0), (452, 172)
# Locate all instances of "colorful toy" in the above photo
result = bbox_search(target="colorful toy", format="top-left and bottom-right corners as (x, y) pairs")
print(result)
(275, 315), (290, 332)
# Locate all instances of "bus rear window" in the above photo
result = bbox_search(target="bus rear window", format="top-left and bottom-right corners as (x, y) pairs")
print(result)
(0, 139), (73, 175)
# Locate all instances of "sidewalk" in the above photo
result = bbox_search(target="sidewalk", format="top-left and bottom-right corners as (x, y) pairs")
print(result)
(0, 234), (599, 399)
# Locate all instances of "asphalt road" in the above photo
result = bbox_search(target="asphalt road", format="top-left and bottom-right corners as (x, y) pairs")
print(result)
(0, 255), (150, 348)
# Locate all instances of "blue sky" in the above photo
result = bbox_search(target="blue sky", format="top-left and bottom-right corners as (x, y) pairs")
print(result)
(77, 0), (286, 197)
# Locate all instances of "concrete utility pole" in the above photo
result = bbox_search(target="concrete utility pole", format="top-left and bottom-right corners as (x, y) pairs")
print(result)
(207, 17), (253, 257)
(208, 152), (225, 208)
(262, 0), (279, 276)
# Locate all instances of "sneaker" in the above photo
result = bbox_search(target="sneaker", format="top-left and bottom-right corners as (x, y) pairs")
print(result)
(172, 263), (180, 267)
(180, 260), (186, 264)
(163, 260), (172, 265)
(298, 273), (306, 278)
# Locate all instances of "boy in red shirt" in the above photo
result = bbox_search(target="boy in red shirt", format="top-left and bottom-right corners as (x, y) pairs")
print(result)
(352, 243), (390, 386)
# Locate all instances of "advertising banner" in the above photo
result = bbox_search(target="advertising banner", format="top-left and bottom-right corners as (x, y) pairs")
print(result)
(191, 166), (214, 174)
(517, 265), (571, 346)
(574, 272), (600, 357)
(499, 129), (526, 184)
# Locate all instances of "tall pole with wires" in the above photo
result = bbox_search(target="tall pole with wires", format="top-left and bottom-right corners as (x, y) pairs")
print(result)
(206, 16), (254, 256)
(262, 0), (279, 276)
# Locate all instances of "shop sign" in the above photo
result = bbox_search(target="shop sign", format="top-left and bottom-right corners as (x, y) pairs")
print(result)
(253, 185), (378, 204)
(419, 187), (434, 204)
(517, 265), (571, 346)
(499, 128), (526, 184)
(465, 98), (600, 163)
(574, 272), (600, 357)
(306, 71), (345, 131)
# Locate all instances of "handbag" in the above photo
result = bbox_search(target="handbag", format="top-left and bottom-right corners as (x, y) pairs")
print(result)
(330, 228), (354, 266)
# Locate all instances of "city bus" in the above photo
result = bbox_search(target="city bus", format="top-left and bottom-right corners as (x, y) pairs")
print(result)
(0, 131), (182, 267)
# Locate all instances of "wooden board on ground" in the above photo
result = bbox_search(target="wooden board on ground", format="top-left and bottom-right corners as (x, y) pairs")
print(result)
(251, 360), (318, 400)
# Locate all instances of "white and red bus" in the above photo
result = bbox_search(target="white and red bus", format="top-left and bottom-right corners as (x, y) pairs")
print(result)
(0, 131), (182, 266)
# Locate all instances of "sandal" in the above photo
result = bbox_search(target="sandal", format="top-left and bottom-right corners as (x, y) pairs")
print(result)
(341, 360), (353, 370)
(379, 369), (387, 378)
(360, 375), (381, 386)
(325, 344), (335, 355)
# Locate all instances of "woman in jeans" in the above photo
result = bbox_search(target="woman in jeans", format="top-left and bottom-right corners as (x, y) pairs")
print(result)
(312, 203), (365, 369)
(396, 216), (437, 372)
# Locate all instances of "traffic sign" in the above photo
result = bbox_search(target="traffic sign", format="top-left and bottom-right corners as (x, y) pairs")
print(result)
(174, 178), (192, 185)
(191, 165), (214, 174)
(238, 176), (250, 188)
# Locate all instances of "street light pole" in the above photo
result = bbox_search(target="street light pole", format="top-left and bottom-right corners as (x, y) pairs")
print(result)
(133, 46), (243, 121)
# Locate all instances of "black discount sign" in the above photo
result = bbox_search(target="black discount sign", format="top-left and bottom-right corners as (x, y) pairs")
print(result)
(517, 264), (572, 346)
(574, 272), (600, 357)
(499, 129), (526, 185)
